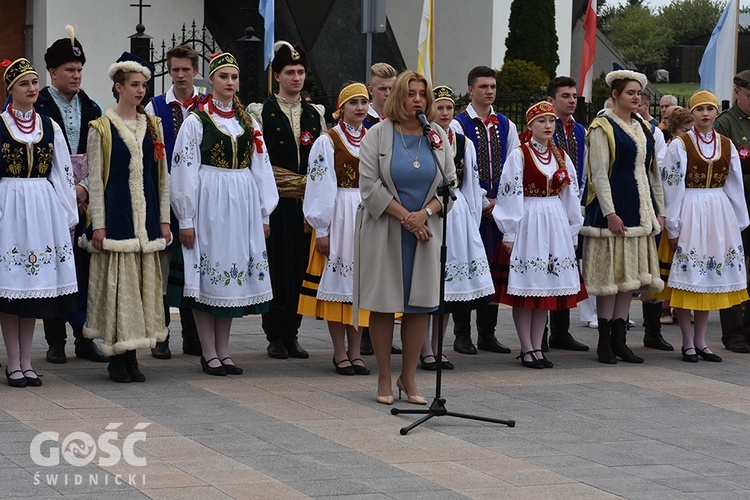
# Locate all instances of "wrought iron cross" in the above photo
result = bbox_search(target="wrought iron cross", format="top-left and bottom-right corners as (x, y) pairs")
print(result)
(130, 0), (152, 25)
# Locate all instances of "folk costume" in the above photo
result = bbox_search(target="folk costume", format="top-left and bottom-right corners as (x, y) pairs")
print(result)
(449, 101), (519, 354)
(433, 87), (493, 309)
(660, 93), (749, 311)
(170, 55), (278, 317)
(582, 110), (664, 295)
(0, 59), (78, 318)
(363, 106), (382, 130)
(298, 84), (370, 326)
(492, 102), (585, 310)
(34, 26), (108, 364)
(246, 41), (325, 358)
(80, 53), (170, 367)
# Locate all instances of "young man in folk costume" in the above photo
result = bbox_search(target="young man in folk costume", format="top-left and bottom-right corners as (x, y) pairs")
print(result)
(34, 25), (108, 365)
(247, 41), (326, 359)
(146, 44), (204, 359)
(450, 65), (519, 356)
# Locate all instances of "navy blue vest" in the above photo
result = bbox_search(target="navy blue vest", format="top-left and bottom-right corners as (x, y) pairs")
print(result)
(453, 111), (509, 198)
(34, 87), (101, 155)
(553, 118), (586, 191)
(0, 114), (55, 178)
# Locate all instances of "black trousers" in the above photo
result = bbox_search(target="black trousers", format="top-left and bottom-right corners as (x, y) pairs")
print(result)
(453, 303), (499, 338)
(719, 301), (750, 346)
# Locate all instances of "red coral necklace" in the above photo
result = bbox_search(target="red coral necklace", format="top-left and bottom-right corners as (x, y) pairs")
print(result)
(339, 121), (365, 147)
(530, 140), (552, 164)
(694, 126), (717, 160)
(8, 103), (36, 134)
(208, 99), (236, 119)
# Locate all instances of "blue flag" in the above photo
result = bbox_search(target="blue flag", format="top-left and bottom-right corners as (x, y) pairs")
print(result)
(260, 0), (275, 69)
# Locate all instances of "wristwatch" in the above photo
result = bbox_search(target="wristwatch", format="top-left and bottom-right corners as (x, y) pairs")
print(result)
(424, 207), (433, 217)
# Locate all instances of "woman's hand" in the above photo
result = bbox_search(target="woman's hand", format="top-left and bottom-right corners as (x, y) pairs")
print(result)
(263, 224), (270, 239)
(669, 237), (678, 250)
(180, 228), (195, 249)
(482, 198), (496, 219)
(401, 210), (428, 231)
(315, 235), (330, 257)
(160, 223), (171, 243)
(92, 228), (106, 252)
(606, 213), (626, 235)
(503, 241), (514, 255)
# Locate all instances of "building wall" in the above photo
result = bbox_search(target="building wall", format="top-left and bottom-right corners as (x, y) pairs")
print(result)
(387, 0), (572, 94)
(0, 0), (28, 102)
(31, 0), (203, 107)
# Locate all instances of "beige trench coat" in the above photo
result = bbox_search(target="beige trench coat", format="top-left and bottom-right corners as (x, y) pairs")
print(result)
(354, 119), (456, 313)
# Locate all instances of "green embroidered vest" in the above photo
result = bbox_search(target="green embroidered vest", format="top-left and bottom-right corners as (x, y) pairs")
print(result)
(193, 110), (252, 169)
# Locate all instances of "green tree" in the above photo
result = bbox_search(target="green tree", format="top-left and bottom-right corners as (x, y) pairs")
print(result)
(607, 4), (674, 68)
(504, 0), (559, 78)
(495, 60), (550, 95)
(657, 0), (725, 44)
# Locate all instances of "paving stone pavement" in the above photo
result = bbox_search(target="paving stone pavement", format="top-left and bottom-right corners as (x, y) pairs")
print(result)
(2, 301), (750, 499)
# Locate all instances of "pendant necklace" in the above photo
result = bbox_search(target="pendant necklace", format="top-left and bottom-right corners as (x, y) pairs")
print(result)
(399, 125), (423, 169)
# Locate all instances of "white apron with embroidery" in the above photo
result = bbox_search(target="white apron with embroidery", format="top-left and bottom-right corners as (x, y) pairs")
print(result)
(170, 105), (279, 307)
(0, 111), (78, 300)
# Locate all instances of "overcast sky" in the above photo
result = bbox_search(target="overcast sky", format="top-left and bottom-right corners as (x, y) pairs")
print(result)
(607, 0), (749, 9)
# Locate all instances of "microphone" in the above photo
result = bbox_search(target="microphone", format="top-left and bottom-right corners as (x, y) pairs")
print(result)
(416, 109), (431, 133)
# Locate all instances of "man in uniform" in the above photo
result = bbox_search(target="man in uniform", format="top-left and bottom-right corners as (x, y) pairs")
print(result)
(35, 26), (108, 364)
(248, 42), (326, 359)
(145, 45), (204, 359)
(715, 69), (750, 353)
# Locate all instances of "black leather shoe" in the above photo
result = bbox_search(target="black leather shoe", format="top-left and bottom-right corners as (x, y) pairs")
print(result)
(390, 345), (402, 354)
(549, 332), (590, 351)
(6, 368), (28, 388)
(23, 369), (42, 387)
(267, 341), (289, 359)
(46, 344), (67, 364)
(477, 335), (512, 354)
(420, 354), (438, 371)
(201, 356), (227, 376)
(360, 329), (374, 355)
(108, 355), (132, 383)
(696, 347), (722, 362)
(220, 357), (243, 374)
(285, 340), (309, 359)
(724, 340), (750, 353)
(682, 346), (699, 362)
(454, 335), (477, 355)
(75, 340), (109, 363)
(151, 340), (172, 360)
(124, 351), (146, 382)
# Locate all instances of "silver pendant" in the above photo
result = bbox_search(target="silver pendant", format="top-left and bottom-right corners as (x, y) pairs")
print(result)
(412, 160), (421, 169)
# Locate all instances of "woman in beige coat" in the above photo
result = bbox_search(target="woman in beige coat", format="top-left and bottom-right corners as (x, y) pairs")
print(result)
(354, 71), (455, 405)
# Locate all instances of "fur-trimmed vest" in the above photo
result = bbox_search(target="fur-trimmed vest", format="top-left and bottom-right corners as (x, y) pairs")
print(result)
(80, 110), (168, 253)
(581, 111), (663, 238)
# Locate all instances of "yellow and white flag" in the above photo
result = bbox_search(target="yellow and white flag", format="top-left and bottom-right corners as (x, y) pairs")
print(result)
(417, 0), (433, 85)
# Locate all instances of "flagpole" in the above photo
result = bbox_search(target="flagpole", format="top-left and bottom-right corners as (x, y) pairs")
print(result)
(733, 0), (739, 77)
(267, 65), (272, 96)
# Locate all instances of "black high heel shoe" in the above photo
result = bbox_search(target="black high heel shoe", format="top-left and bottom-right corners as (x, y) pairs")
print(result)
(201, 356), (227, 376)
(6, 368), (27, 388)
(516, 351), (544, 369)
(533, 350), (554, 368)
(22, 369), (42, 387)
(220, 357), (243, 375)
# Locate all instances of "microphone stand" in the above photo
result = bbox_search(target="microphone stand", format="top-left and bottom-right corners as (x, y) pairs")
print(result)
(391, 120), (515, 434)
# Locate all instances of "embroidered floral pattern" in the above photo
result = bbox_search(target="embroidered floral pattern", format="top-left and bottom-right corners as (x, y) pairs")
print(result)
(661, 162), (684, 187)
(308, 153), (327, 181)
(500, 170), (523, 197)
(2, 143), (24, 176)
(173, 138), (197, 169)
(673, 244), (744, 277)
(209, 142), (230, 169)
(195, 251), (269, 286)
(445, 259), (490, 282)
(35, 144), (53, 176)
(510, 253), (577, 277)
(0, 243), (73, 275)
(325, 255), (353, 278)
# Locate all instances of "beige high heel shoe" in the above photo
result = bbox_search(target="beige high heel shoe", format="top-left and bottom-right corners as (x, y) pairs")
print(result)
(376, 394), (395, 405)
(396, 377), (427, 405)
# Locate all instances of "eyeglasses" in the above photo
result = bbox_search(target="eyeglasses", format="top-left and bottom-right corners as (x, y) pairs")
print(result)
(737, 86), (750, 99)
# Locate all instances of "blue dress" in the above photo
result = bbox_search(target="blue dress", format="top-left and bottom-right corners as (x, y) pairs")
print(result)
(390, 130), (438, 313)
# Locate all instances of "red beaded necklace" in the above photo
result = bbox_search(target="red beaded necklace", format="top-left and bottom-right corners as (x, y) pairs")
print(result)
(339, 121), (365, 147)
(8, 102), (36, 134)
(694, 126), (717, 160)
(208, 98), (236, 119)
(530, 140), (552, 164)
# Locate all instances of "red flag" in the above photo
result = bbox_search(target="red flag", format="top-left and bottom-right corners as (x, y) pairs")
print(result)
(578, 0), (597, 102)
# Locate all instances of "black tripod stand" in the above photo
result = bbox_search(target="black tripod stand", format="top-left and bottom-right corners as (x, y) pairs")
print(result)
(391, 114), (515, 434)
